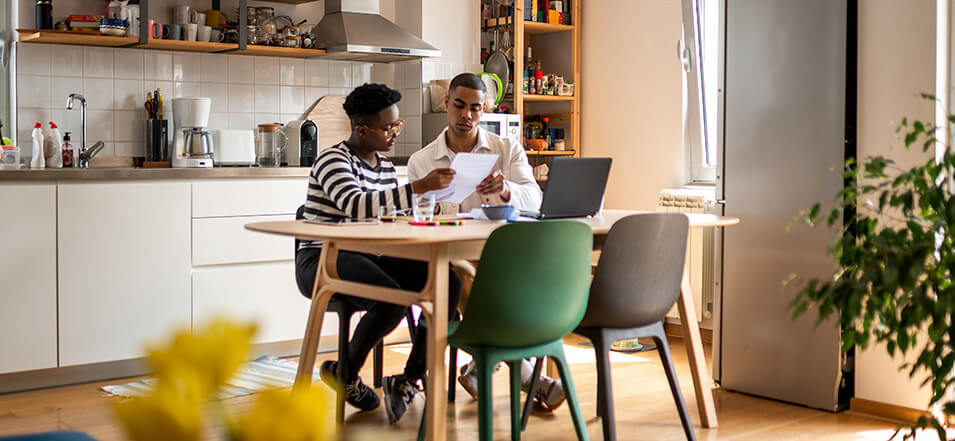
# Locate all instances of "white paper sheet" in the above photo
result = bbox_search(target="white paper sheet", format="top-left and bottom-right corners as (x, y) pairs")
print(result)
(423, 153), (499, 204)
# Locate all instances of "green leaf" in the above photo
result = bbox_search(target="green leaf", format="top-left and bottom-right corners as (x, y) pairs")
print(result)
(808, 203), (821, 224)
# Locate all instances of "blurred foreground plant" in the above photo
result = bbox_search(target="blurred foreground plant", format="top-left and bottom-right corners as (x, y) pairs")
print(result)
(113, 318), (336, 441)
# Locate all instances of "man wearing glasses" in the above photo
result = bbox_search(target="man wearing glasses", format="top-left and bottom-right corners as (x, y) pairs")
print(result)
(295, 83), (462, 424)
(408, 73), (565, 411)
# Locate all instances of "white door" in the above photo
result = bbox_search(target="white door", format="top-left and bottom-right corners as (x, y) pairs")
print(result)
(57, 181), (192, 366)
(0, 183), (57, 373)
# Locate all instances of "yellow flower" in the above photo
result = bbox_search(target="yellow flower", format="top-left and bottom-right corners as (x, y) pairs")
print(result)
(113, 383), (202, 441)
(232, 386), (337, 441)
(147, 319), (257, 398)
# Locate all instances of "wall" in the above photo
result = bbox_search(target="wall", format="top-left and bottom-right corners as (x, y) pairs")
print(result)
(578, 0), (685, 210)
(15, 43), (378, 158)
(854, 0), (936, 411)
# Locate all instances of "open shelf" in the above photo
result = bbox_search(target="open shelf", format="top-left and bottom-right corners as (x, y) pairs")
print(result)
(483, 17), (514, 28)
(524, 95), (576, 102)
(134, 39), (237, 53)
(231, 45), (326, 58)
(17, 29), (137, 47)
(525, 149), (577, 156)
(523, 21), (575, 35)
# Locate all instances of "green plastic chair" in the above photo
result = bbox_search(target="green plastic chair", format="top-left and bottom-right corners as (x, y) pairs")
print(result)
(418, 220), (594, 441)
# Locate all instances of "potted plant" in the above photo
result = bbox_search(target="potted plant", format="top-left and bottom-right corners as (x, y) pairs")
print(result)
(793, 97), (954, 439)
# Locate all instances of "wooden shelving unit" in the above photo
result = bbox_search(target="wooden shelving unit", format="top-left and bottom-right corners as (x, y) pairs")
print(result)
(134, 39), (237, 53)
(17, 29), (137, 47)
(232, 45), (326, 58)
(483, 1), (581, 159)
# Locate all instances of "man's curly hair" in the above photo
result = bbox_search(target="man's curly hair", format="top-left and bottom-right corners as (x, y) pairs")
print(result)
(343, 83), (402, 127)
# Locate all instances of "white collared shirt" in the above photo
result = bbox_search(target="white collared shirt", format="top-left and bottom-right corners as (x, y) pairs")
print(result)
(407, 127), (543, 214)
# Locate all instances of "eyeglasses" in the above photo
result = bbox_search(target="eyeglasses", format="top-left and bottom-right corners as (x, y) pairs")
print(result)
(362, 119), (405, 138)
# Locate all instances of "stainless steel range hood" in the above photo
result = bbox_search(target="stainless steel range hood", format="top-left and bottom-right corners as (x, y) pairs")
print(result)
(316, 0), (441, 63)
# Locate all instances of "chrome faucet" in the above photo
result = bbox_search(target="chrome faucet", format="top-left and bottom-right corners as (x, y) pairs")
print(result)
(66, 93), (104, 168)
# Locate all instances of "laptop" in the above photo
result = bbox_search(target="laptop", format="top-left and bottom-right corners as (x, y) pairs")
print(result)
(520, 157), (613, 219)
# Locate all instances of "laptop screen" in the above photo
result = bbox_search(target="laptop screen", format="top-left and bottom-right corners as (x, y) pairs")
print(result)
(539, 157), (613, 219)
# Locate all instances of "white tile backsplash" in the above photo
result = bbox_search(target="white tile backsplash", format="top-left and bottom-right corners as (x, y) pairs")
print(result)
(114, 49), (144, 80)
(114, 79), (145, 110)
(83, 78), (114, 110)
(51, 45), (83, 77)
(19, 44), (51, 76)
(228, 55), (254, 84)
(173, 53), (202, 82)
(145, 51), (173, 81)
(280, 59), (305, 86)
(280, 86), (305, 114)
(328, 62), (352, 88)
(201, 83), (230, 113)
(83, 48), (114, 78)
(17, 50), (424, 158)
(254, 57), (281, 85)
(17, 76), (52, 109)
(254, 85), (280, 113)
(201, 54), (230, 83)
(305, 59), (329, 87)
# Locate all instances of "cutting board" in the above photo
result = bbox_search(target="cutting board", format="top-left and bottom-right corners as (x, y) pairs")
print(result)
(305, 95), (351, 151)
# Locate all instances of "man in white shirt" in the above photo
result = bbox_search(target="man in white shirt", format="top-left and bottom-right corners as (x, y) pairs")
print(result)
(408, 73), (542, 216)
(407, 73), (565, 411)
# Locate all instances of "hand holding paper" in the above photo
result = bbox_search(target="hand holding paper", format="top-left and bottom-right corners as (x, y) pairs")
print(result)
(423, 153), (499, 204)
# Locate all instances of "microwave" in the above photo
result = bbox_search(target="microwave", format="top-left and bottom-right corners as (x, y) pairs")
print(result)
(478, 113), (522, 145)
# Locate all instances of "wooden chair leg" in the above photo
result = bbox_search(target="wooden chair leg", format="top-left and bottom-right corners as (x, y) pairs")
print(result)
(593, 331), (617, 441)
(652, 325), (697, 441)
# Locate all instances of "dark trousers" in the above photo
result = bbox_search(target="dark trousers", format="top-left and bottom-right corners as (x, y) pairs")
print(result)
(295, 247), (462, 383)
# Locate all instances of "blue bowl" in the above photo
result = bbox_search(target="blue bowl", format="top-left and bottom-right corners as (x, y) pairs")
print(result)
(481, 204), (516, 221)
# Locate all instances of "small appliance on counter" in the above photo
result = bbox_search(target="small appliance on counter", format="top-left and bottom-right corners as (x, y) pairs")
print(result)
(283, 119), (318, 167)
(171, 97), (214, 168)
(212, 129), (256, 166)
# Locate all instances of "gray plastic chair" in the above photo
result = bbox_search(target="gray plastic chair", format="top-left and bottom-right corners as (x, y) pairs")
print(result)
(523, 213), (696, 441)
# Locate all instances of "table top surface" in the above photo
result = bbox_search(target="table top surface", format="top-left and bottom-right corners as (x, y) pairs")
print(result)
(245, 209), (740, 245)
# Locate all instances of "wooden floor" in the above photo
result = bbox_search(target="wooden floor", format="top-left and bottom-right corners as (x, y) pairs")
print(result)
(0, 336), (942, 441)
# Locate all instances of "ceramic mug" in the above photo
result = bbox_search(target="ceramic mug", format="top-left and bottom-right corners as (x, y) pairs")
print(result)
(184, 23), (198, 41)
(197, 25), (211, 42)
(126, 4), (140, 37)
(148, 19), (165, 39)
(195, 12), (206, 26)
(164, 24), (182, 40)
(203, 10), (228, 27)
(210, 28), (223, 42)
(172, 5), (196, 25)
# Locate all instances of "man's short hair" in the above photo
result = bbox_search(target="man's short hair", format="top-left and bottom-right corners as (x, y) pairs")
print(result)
(449, 73), (487, 94)
(343, 83), (402, 126)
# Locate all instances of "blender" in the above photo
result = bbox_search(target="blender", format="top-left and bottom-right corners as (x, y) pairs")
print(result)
(171, 97), (214, 168)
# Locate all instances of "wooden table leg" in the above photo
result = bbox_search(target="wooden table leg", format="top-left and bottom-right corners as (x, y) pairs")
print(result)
(293, 242), (338, 392)
(677, 272), (719, 428)
(424, 244), (449, 441)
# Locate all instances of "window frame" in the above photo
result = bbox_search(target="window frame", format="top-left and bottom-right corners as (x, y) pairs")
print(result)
(682, 0), (722, 184)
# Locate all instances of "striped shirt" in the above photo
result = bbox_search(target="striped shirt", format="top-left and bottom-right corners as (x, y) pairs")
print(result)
(300, 142), (414, 249)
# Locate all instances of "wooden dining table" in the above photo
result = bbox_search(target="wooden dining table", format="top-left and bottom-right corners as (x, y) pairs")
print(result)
(246, 209), (739, 440)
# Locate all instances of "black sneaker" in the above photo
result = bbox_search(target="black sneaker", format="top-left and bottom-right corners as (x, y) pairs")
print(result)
(319, 360), (380, 411)
(383, 374), (420, 423)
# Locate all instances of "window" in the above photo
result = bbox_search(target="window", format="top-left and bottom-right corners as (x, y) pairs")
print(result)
(682, 0), (721, 183)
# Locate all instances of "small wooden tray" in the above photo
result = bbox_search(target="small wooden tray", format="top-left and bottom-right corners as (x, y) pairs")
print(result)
(143, 161), (171, 168)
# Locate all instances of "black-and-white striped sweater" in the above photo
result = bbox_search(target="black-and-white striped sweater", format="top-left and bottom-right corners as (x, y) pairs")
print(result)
(300, 142), (414, 249)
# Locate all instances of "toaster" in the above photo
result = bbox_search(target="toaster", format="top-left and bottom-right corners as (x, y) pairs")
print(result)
(283, 119), (318, 167)
(212, 129), (255, 166)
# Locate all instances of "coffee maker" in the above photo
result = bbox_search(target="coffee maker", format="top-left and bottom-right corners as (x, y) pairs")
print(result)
(283, 119), (318, 167)
(171, 97), (214, 168)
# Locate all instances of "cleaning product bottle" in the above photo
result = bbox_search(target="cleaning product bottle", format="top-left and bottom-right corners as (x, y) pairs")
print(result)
(62, 131), (74, 168)
(45, 121), (63, 168)
(30, 122), (45, 168)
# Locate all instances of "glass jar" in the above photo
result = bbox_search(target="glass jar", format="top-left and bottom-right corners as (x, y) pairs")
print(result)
(256, 124), (288, 167)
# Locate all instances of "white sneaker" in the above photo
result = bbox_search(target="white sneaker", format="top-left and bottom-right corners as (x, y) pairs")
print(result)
(457, 360), (502, 400)
(520, 358), (565, 410)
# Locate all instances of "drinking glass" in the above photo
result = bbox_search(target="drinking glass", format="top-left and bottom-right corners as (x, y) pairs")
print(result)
(413, 195), (436, 222)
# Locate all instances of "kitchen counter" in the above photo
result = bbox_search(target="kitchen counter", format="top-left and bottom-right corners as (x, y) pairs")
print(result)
(0, 167), (313, 181)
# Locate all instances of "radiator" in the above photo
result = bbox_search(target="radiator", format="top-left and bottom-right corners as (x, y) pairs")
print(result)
(657, 188), (716, 327)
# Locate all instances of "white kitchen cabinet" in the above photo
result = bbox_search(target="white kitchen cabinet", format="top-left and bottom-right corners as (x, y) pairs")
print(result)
(192, 178), (306, 218)
(0, 183), (58, 374)
(192, 215), (295, 266)
(57, 181), (192, 366)
(192, 262), (310, 344)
